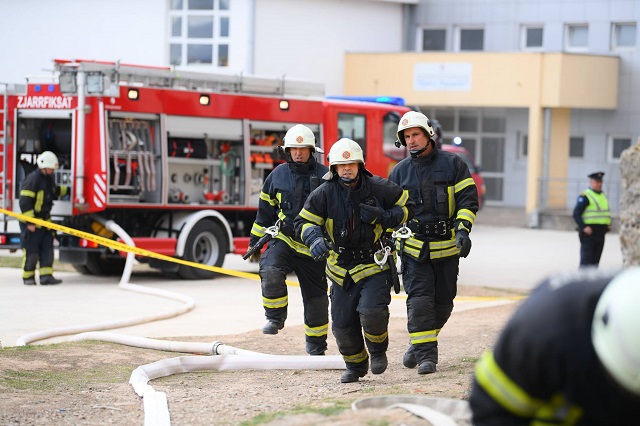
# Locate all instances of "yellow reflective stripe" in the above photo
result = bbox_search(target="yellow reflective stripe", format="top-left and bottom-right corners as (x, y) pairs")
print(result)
(326, 218), (335, 241)
(395, 189), (409, 207)
(250, 222), (266, 238)
(35, 190), (44, 212)
(364, 330), (388, 344)
(298, 208), (324, 225)
(21, 210), (35, 218)
(277, 211), (287, 222)
(448, 186), (455, 216)
(350, 263), (385, 282)
(59, 186), (69, 197)
(305, 323), (328, 337)
(475, 351), (544, 418)
(262, 295), (288, 309)
(455, 177), (476, 193)
(39, 266), (54, 275)
(274, 233), (311, 256)
(343, 348), (368, 364)
(20, 189), (36, 198)
(457, 208), (476, 224)
(259, 191), (277, 206)
(410, 329), (438, 344)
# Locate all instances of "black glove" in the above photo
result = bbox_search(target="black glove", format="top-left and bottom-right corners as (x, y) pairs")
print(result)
(309, 237), (330, 262)
(455, 230), (472, 258)
(303, 225), (330, 262)
(360, 203), (385, 225)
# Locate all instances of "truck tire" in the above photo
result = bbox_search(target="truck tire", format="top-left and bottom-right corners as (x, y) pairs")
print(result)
(178, 220), (227, 280)
(85, 253), (127, 276)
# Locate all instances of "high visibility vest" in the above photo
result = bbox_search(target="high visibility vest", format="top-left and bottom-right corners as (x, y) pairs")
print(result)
(581, 188), (611, 225)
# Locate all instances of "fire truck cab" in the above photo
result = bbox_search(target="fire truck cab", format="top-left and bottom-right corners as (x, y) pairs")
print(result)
(0, 59), (409, 279)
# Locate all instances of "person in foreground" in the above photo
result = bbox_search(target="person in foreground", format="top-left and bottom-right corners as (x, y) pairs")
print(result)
(295, 138), (414, 383)
(469, 267), (640, 425)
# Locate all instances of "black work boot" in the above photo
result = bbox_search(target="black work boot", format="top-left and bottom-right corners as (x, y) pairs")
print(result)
(402, 345), (417, 369)
(370, 353), (388, 375)
(23, 278), (36, 286)
(418, 360), (437, 375)
(340, 361), (369, 383)
(39, 275), (62, 285)
(262, 320), (284, 335)
(306, 341), (327, 356)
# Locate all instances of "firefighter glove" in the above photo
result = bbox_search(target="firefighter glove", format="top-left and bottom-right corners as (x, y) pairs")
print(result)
(455, 230), (472, 258)
(247, 236), (261, 262)
(360, 203), (385, 225)
(309, 237), (330, 262)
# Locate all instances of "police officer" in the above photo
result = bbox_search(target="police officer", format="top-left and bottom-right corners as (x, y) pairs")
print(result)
(469, 267), (640, 425)
(388, 111), (478, 375)
(573, 172), (611, 268)
(295, 138), (414, 383)
(19, 151), (68, 285)
(247, 124), (330, 355)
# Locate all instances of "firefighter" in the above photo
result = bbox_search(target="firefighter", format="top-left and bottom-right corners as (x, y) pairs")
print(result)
(247, 124), (330, 355)
(294, 138), (414, 383)
(19, 151), (68, 285)
(388, 111), (478, 375)
(573, 172), (611, 268)
(470, 267), (640, 425)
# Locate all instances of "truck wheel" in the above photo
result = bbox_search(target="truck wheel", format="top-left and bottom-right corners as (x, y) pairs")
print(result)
(85, 253), (127, 276)
(72, 264), (92, 275)
(178, 220), (227, 280)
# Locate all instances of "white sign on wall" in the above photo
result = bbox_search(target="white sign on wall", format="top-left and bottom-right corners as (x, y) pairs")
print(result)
(413, 62), (472, 91)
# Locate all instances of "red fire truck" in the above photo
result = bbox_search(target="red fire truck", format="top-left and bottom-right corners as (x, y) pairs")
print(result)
(0, 59), (410, 279)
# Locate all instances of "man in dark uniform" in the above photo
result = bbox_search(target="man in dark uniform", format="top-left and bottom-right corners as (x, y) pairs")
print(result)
(572, 172), (611, 268)
(295, 138), (414, 383)
(19, 151), (68, 285)
(469, 267), (640, 425)
(388, 111), (478, 375)
(247, 124), (330, 356)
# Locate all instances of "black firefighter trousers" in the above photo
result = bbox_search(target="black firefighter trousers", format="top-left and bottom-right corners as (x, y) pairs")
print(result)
(259, 239), (329, 355)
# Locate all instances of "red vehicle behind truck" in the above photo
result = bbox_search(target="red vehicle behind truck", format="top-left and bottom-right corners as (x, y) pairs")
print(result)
(0, 59), (410, 279)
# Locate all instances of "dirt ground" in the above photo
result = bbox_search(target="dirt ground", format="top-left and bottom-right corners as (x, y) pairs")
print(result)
(0, 285), (524, 426)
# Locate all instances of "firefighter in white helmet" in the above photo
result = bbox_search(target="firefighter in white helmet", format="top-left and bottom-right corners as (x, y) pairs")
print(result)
(294, 138), (415, 383)
(470, 267), (640, 424)
(246, 124), (331, 355)
(19, 151), (68, 285)
(388, 111), (478, 375)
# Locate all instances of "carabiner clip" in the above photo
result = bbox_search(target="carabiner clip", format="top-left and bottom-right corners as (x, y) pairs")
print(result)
(264, 220), (280, 238)
(392, 224), (413, 240)
(374, 245), (391, 268)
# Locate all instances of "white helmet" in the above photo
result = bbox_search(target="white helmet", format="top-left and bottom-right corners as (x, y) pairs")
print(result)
(282, 124), (322, 153)
(37, 151), (59, 169)
(327, 138), (364, 166)
(396, 111), (436, 147)
(592, 267), (640, 395)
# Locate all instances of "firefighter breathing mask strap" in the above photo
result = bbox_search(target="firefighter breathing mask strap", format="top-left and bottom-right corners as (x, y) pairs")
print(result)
(409, 139), (434, 157)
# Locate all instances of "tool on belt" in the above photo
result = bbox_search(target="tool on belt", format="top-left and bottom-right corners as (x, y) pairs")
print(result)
(374, 239), (401, 294)
(392, 224), (413, 275)
(242, 221), (280, 260)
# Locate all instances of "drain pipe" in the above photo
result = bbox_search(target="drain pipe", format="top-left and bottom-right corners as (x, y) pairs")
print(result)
(16, 217), (195, 346)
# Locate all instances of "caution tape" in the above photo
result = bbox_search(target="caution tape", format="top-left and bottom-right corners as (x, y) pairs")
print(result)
(0, 207), (294, 285)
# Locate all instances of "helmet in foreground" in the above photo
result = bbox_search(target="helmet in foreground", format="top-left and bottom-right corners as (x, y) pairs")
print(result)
(592, 267), (640, 395)
(282, 124), (322, 153)
(37, 151), (59, 170)
(396, 111), (436, 147)
(327, 138), (365, 166)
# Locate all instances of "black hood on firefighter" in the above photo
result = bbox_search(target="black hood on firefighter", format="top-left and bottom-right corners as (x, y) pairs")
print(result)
(287, 154), (317, 174)
(322, 163), (373, 182)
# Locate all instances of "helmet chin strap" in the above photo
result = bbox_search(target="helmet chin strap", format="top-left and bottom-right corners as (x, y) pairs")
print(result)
(409, 140), (433, 157)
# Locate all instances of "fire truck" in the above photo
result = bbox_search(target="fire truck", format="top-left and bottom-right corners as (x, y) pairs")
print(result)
(0, 59), (410, 279)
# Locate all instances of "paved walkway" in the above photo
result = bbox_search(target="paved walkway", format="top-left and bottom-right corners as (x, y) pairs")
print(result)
(0, 223), (622, 348)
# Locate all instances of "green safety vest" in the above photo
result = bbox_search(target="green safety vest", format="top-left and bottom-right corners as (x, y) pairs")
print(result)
(581, 188), (611, 225)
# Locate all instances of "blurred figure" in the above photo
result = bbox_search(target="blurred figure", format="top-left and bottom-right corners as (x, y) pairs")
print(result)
(573, 172), (611, 268)
(470, 267), (640, 425)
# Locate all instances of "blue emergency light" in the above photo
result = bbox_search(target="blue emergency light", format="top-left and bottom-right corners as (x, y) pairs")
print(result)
(326, 96), (406, 106)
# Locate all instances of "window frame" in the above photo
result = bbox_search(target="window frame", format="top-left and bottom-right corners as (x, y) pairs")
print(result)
(520, 25), (544, 51)
(455, 26), (485, 52)
(607, 135), (632, 162)
(565, 23), (589, 52)
(611, 22), (637, 51)
(569, 136), (585, 159)
(420, 27), (447, 51)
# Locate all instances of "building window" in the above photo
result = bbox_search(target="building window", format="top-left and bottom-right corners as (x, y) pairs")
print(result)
(422, 29), (446, 51)
(612, 23), (636, 50)
(458, 28), (484, 51)
(520, 134), (528, 158)
(569, 136), (584, 158)
(169, 0), (230, 67)
(565, 24), (589, 51)
(521, 25), (543, 50)
(609, 136), (632, 161)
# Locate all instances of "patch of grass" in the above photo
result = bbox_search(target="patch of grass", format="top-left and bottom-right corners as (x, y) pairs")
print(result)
(240, 400), (352, 425)
(0, 256), (22, 268)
